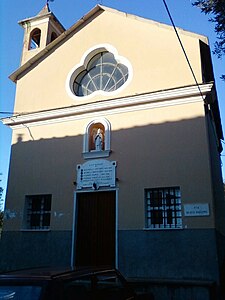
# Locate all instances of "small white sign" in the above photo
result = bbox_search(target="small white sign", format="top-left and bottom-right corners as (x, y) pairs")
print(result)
(184, 203), (209, 217)
(76, 159), (117, 190)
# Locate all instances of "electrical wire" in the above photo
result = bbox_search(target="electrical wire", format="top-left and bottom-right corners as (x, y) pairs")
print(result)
(23, 124), (34, 140)
(0, 112), (20, 115)
(0, 2), (212, 119)
(1, 2), (220, 147)
(0, 111), (23, 117)
(162, 0), (205, 102)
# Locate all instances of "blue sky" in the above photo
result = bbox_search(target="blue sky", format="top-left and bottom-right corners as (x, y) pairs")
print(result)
(0, 0), (225, 207)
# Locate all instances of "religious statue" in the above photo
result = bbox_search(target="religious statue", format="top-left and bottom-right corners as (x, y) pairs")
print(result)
(94, 128), (103, 151)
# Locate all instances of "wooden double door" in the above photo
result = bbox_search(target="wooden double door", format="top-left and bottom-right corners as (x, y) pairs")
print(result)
(75, 191), (116, 267)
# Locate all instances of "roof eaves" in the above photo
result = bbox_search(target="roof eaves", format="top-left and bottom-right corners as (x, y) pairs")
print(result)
(10, 4), (208, 82)
(18, 12), (52, 27)
(99, 4), (208, 43)
(18, 12), (66, 33)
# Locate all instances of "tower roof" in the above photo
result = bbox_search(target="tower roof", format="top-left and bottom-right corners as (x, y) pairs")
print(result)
(37, 3), (51, 17)
(18, 3), (64, 30)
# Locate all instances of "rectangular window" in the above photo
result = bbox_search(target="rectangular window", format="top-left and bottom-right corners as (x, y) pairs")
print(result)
(145, 187), (182, 229)
(24, 195), (52, 230)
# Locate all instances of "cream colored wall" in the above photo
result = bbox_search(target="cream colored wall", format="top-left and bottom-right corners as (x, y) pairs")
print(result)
(5, 9), (215, 233)
(4, 100), (215, 231)
(15, 10), (203, 113)
(11, 97), (205, 144)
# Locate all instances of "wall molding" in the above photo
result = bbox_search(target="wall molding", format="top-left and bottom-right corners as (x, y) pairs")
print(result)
(2, 83), (213, 129)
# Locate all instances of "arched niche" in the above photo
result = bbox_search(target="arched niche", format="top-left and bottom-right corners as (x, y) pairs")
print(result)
(83, 118), (111, 159)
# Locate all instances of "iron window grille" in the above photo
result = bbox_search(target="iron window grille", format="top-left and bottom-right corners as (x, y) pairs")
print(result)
(25, 195), (52, 230)
(145, 187), (182, 229)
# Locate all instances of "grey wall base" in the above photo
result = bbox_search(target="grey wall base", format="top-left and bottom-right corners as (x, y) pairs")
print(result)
(0, 228), (223, 280)
(119, 229), (224, 300)
(118, 229), (221, 281)
(0, 231), (72, 271)
(0, 228), (224, 299)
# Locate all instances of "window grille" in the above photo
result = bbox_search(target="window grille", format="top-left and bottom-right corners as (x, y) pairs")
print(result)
(73, 51), (129, 96)
(145, 187), (182, 229)
(25, 195), (52, 230)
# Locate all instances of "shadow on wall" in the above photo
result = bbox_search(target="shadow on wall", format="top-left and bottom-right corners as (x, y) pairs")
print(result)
(5, 116), (212, 207)
(0, 116), (223, 271)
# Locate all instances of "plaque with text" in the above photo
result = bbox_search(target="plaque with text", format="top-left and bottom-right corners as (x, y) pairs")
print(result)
(76, 159), (117, 189)
(184, 203), (210, 217)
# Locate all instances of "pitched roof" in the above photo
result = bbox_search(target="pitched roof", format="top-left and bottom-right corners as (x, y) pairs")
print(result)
(10, 5), (207, 83)
(7, 5), (223, 142)
(18, 3), (65, 32)
(18, 4), (51, 26)
(37, 3), (51, 16)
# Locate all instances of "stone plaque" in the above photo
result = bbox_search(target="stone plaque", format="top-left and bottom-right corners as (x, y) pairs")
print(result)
(76, 159), (117, 190)
(184, 203), (209, 217)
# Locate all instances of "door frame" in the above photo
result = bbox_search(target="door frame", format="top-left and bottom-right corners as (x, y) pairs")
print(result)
(71, 188), (118, 268)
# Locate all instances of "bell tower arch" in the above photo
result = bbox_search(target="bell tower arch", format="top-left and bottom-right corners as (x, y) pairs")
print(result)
(19, 3), (65, 65)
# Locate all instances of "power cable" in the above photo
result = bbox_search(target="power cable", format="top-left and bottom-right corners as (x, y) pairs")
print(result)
(1, 113), (35, 140)
(0, 2), (210, 119)
(23, 124), (34, 141)
(0, 112), (20, 115)
(162, 0), (205, 101)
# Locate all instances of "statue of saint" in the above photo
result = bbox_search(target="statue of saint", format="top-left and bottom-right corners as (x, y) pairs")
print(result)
(94, 128), (103, 151)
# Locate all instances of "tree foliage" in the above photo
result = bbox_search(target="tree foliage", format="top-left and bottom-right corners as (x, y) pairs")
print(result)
(192, 0), (225, 80)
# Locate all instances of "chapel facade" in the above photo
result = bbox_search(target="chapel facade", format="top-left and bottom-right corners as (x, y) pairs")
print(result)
(1, 4), (225, 299)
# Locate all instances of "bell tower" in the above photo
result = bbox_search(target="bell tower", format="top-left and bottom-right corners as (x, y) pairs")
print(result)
(19, 3), (65, 65)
